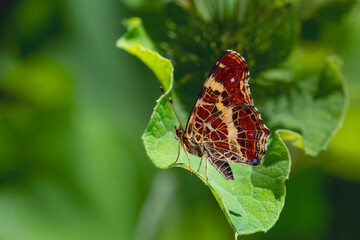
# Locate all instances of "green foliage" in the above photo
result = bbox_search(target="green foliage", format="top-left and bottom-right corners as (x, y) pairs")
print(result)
(142, 1), (300, 109)
(116, 18), (172, 91)
(118, 17), (291, 235)
(0, 0), (358, 239)
(254, 55), (346, 155)
(2, 57), (72, 109)
(117, 0), (349, 237)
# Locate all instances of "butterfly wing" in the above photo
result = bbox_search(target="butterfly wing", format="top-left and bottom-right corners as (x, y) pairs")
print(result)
(201, 104), (270, 165)
(185, 50), (253, 137)
(208, 159), (234, 180)
(185, 50), (270, 179)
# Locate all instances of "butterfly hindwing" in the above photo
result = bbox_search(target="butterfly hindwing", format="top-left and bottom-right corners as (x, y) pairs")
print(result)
(201, 104), (270, 166)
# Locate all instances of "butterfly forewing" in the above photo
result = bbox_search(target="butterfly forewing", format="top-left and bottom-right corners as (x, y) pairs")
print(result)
(184, 50), (270, 179)
(186, 50), (253, 135)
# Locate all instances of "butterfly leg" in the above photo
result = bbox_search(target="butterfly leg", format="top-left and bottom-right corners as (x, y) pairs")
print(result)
(182, 144), (192, 175)
(197, 156), (203, 172)
(170, 140), (181, 166)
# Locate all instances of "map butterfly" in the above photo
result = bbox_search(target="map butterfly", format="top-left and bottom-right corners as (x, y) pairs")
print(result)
(161, 50), (270, 180)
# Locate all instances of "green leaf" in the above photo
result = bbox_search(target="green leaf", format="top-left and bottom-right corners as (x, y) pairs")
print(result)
(116, 18), (156, 51)
(277, 129), (305, 150)
(243, 1), (300, 73)
(117, 17), (291, 236)
(300, 0), (358, 41)
(116, 18), (172, 91)
(254, 55), (347, 156)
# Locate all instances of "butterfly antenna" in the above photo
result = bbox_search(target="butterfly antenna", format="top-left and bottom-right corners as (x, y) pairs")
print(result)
(159, 86), (183, 127)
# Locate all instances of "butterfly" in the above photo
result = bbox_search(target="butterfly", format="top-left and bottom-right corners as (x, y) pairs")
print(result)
(160, 50), (270, 180)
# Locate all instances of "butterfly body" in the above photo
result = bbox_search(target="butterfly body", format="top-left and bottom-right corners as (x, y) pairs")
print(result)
(175, 126), (204, 157)
(170, 50), (270, 181)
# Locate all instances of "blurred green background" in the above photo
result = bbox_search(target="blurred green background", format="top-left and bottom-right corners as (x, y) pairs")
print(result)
(0, 0), (359, 239)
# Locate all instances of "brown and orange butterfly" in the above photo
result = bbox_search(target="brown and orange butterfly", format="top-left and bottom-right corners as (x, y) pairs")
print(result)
(161, 50), (270, 180)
